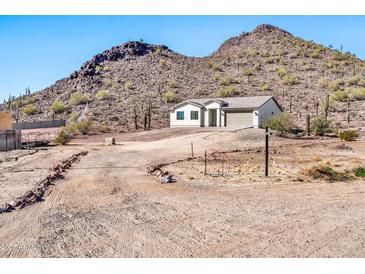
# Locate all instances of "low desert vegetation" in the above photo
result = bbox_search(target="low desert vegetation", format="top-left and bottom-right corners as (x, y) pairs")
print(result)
(311, 117), (332, 136)
(219, 76), (237, 86)
(282, 74), (299, 86)
(155, 47), (162, 55)
(70, 92), (89, 106)
(124, 81), (134, 90)
(51, 100), (67, 115)
(318, 77), (328, 89)
(53, 129), (71, 145)
(332, 90), (348, 102)
(76, 120), (93, 135)
(96, 90), (111, 100)
(262, 112), (293, 137)
(353, 166), (365, 178)
(217, 86), (238, 97)
(158, 59), (167, 68)
(339, 130), (359, 142)
(260, 83), (270, 91)
(345, 75), (361, 86)
(300, 162), (351, 182)
(329, 79), (344, 91)
(348, 88), (365, 100)
(23, 104), (38, 116)
(162, 91), (177, 103)
(167, 80), (178, 88)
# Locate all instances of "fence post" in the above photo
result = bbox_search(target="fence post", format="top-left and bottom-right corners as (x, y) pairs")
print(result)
(265, 127), (269, 177)
(204, 150), (207, 175)
(191, 141), (194, 158)
(221, 154), (224, 176)
(306, 115), (311, 136)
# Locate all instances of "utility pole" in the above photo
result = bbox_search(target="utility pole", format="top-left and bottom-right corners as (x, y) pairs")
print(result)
(265, 127), (269, 177)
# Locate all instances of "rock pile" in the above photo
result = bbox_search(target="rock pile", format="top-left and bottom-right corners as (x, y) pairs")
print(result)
(0, 150), (88, 214)
(147, 163), (176, 184)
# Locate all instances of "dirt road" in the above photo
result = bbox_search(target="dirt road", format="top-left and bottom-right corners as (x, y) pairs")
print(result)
(0, 129), (364, 257)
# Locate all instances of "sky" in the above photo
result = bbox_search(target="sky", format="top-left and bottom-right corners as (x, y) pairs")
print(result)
(0, 15), (365, 101)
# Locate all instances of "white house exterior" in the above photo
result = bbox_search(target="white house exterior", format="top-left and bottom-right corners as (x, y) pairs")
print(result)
(170, 96), (282, 129)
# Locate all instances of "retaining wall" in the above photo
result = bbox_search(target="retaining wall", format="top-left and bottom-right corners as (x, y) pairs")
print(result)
(12, 119), (65, 130)
(0, 130), (22, 151)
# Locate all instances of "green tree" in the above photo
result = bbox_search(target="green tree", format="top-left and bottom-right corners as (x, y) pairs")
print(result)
(262, 112), (294, 137)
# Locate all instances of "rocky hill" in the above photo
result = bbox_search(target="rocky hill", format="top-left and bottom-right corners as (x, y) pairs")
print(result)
(2, 24), (365, 130)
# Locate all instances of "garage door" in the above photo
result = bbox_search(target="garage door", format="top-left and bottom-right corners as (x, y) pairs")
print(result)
(225, 112), (252, 128)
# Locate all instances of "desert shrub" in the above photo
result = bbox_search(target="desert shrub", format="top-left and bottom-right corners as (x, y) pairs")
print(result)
(158, 59), (167, 68)
(71, 92), (89, 106)
(69, 112), (79, 123)
(15, 98), (23, 109)
(51, 100), (67, 115)
(207, 61), (222, 71)
(358, 79), (365, 87)
(64, 123), (77, 135)
(53, 129), (71, 145)
(332, 90), (348, 102)
(27, 97), (36, 104)
(353, 167), (365, 178)
(282, 75), (299, 86)
(265, 55), (281, 64)
(75, 120), (93, 135)
(345, 75), (360, 86)
(311, 117), (332, 136)
(168, 80), (177, 88)
(220, 76), (237, 86)
(162, 91), (177, 103)
(155, 47), (162, 55)
(301, 163), (349, 181)
(217, 86), (238, 97)
(309, 48), (323, 59)
(124, 81), (134, 90)
(96, 90), (111, 100)
(91, 122), (111, 133)
(339, 130), (359, 142)
(247, 49), (259, 57)
(261, 112), (293, 136)
(329, 79), (344, 91)
(194, 86), (205, 96)
(103, 66), (111, 71)
(242, 68), (253, 77)
(23, 104), (38, 116)
(253, 62), (261, 71)
(276, 67), (287, 78)
(318, 78), (328, 89)
(348, 88), (365, 100)
(260, 83), (270, 91)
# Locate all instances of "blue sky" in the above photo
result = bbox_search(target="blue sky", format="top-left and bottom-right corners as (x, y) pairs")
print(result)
(0, 16), (365, 101)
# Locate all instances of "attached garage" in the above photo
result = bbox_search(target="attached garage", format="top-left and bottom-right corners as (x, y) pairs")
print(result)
(225, 111), (253, 128)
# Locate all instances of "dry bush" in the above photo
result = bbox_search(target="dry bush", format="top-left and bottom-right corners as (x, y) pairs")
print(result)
(300, 163), (351, 182)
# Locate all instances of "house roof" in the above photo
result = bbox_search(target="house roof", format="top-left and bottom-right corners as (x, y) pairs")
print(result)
(171, 96), (281, 111)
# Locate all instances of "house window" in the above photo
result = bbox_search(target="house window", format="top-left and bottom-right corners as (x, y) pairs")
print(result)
(190, 111), (199, 120)
(176, 111), (184, 120)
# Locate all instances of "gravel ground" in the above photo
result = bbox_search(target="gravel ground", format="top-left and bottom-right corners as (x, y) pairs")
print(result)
(0, 128), (364, 257)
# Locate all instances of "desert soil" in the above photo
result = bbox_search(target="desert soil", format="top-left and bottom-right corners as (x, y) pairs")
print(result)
(0, 128), (364, 257)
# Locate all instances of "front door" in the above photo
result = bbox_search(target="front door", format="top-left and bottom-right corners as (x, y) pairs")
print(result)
(209, 109), (217, 126)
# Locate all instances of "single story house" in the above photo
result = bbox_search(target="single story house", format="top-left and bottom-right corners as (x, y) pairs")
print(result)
(170, 96), (282, 129)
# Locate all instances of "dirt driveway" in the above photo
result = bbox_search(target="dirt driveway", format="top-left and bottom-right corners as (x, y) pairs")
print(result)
(0, 128), (364, 257)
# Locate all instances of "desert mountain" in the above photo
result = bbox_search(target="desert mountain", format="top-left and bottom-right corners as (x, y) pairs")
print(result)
(2, 24), (365, 130)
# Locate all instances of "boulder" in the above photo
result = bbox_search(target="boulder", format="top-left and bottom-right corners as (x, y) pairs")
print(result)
(104, 137), (116, 145)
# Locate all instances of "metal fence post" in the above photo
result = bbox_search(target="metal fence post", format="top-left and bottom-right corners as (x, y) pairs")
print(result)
(265, 127), (269, 176)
